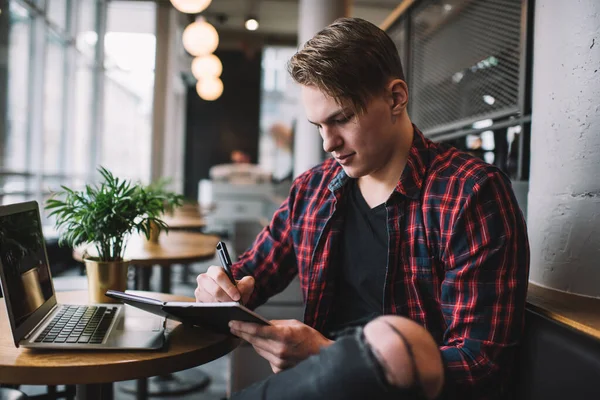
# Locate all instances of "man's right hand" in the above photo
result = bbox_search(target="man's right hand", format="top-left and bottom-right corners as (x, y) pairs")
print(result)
(195, 265), (255, 304)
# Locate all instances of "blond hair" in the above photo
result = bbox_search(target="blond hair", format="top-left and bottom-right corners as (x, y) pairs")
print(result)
(288, 17), (405, 114)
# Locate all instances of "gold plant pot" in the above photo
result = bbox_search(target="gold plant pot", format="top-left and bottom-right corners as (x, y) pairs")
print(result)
(84, 258), (129, 303)
(147, 221), (160, 244)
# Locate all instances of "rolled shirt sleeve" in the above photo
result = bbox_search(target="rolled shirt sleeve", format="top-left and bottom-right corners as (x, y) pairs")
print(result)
(440, 172), (530, 398)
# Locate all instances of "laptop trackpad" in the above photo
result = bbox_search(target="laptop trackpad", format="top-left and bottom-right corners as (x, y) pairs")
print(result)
(108, 309), (165, 349)
(115, 315), (162, 332)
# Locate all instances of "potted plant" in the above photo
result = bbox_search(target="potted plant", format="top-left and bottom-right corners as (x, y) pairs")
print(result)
(144, 178), (184, 243)
(46, 167), (177, 303)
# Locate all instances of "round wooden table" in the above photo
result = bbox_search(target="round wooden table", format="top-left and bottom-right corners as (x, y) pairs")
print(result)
(162, 214), (206, 230)
(73, 232), (220, 293)
(0, 291), (238, 400)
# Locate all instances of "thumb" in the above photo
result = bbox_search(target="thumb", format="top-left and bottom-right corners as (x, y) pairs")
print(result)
(237, 275), (255, 303)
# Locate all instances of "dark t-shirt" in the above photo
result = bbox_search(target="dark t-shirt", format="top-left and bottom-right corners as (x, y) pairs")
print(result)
(326, 179), (389, 333)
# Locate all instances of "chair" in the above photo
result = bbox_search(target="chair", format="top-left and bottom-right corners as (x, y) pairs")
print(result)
(514, 309), (600, 399)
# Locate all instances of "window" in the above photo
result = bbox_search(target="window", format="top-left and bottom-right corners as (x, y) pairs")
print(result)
(4, 1), (32, 171)
(258, 46), (298, 182)
(43, 31), (67, 173)
(47, 0), (68, 31)
(99, 1), (156, 182)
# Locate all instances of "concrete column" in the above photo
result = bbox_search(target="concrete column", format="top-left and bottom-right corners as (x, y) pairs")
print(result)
(527, 0), (600, 297)
(159, 7), (186, 194)
(149, 1), (170, 183)
(293, 0), (351, 177)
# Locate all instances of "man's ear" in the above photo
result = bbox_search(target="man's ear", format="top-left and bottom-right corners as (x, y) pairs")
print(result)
(387, 79), (409, 116)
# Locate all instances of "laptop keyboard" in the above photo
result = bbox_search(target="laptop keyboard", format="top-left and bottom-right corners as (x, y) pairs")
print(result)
(34, 305), (117, 344)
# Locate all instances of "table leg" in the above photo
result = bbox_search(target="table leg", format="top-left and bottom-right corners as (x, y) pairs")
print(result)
(136, 378), (148, 400)
(160, 265), (171, 293)
(136, 266), (152, 291)
(181, 264), (190, 284)
(76, 383), (113, 400)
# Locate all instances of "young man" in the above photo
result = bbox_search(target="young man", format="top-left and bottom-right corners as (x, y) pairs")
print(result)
(195, 17), (529, 399)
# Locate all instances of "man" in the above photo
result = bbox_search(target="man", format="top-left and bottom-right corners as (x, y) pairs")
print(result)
(195, 17), (529, 399)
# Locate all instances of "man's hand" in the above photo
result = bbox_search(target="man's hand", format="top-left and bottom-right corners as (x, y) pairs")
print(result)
(195, 266), (255, 304)
(229, 319), (334, 373)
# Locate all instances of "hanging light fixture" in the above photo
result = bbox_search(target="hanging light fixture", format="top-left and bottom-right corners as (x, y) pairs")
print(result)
(196, 77), (223, 101)
(244, 16), (259, 31)
(182, 17), (219, 56)
(191, 54), (223, 80)
(170, 0), (212, 14)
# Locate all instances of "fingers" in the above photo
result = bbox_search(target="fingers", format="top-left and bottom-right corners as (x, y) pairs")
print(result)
(207, 266), (242, 301)
(195, 266), (239, 302)
(237, 275), (255, 304)
(229, 321), (276, 342)
(251, 345), (291, 373)
(230, 321), (277, 339)
(229, 322), (287, 357)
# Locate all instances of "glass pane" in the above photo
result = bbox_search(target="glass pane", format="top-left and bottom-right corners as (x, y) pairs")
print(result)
(101, 77), (152, 181)
(47, 0), (67, 30)
(43, 31), (66, 173)
(71, 55), (94, 175)
(5, 1), (32, 171)
(100, 1), (156, 182)
(439, 124), (522, 180)
(0, 173), (32, 206)
(76, 0), (97, 60)
(258, 46), (298, 182)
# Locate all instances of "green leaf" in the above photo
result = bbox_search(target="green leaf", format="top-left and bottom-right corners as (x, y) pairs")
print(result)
(43, 167), (181, 262)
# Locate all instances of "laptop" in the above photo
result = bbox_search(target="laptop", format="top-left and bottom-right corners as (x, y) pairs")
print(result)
(0, 200), (165, 350)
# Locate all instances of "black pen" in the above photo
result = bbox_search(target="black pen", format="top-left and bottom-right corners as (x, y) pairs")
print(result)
(216, 241), (241, 302)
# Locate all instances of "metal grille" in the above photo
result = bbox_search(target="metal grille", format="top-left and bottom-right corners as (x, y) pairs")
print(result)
(387, 17), (408, 78)
(409, 0), (524, 134)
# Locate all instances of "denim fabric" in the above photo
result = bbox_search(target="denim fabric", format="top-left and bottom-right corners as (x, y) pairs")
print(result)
(231, 328), (426, 400)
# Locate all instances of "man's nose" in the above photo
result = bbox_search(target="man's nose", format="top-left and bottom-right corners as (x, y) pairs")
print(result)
(321, 127), (343, 154)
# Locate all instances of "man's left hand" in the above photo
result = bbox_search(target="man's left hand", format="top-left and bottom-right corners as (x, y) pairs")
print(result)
(229, 319), (334, 373)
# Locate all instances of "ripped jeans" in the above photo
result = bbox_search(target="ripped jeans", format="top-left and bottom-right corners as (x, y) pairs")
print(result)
(230, 326), (432, 400)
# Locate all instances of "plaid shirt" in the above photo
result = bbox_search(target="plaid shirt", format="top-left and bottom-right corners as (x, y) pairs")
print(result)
(232, 126), (530, 398)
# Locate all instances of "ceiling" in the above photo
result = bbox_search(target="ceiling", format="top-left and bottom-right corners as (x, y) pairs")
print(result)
(143, 0), (405, 46)
(115, 0), (406, 82)
(199, 0), (402, 36)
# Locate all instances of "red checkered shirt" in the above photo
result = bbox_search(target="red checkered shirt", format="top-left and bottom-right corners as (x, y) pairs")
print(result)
(232, 126), (530, 398)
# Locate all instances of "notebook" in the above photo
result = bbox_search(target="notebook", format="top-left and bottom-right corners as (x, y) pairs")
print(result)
(0, 201), (165, 350)
(106, 289), (271, 335)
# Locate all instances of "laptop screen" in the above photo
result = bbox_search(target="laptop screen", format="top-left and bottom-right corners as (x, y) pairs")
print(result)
(0, 206), (54, 330)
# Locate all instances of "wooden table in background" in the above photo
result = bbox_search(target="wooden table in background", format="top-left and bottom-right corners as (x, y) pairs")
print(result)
(162, 209), (213, 284)
(0, 291), (238, 400)
(162, 214), (206, 231)
(73, 232), (220, 293)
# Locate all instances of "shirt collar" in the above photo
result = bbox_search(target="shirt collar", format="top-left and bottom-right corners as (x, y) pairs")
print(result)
(395, 125), (429, 200)
(328, 124), (429, 199)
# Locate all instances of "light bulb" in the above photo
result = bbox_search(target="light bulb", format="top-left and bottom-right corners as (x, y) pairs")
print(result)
(245, 18), (259, 31)
(182, 19), (219, 56)
(170, 0), (212, 14)
(196, 78), (223, 101)
(191, 54), (223, 80)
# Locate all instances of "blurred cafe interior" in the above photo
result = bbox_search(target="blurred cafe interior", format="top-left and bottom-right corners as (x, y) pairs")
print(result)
(0, 0), (599, 399)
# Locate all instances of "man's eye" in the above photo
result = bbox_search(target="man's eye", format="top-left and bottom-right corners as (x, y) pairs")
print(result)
(335, 115), (353, 124)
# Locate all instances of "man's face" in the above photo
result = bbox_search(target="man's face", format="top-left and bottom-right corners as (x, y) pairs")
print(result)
(301, 85), (399, 179)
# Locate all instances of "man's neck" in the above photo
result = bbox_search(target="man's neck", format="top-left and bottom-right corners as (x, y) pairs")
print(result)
(358, 120), (414, 208)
